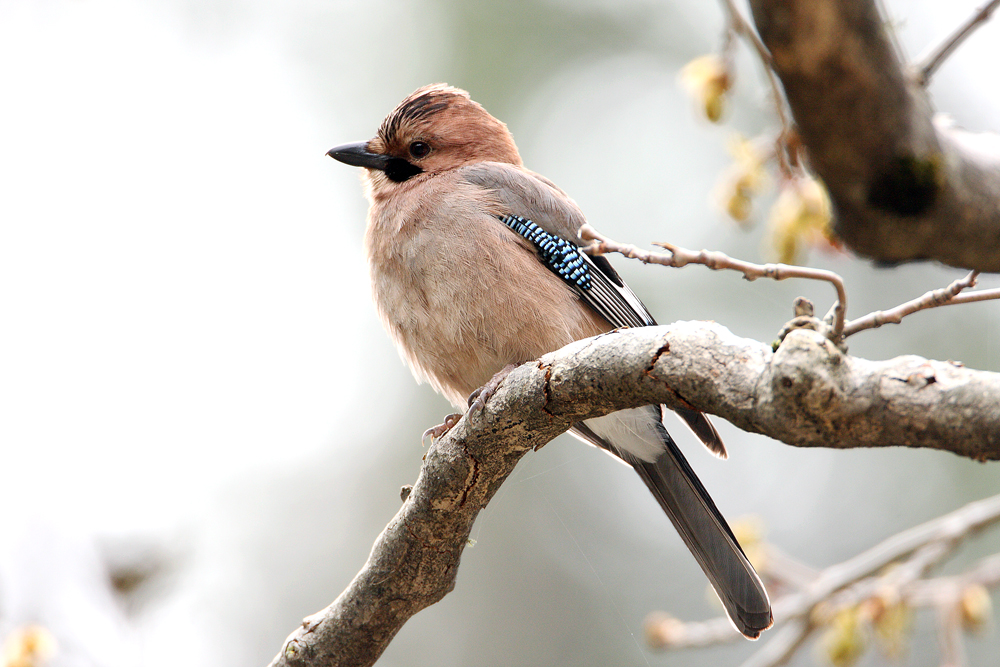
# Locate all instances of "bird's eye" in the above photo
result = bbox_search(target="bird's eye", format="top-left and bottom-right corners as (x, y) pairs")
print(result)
(408, 141), (431, 159)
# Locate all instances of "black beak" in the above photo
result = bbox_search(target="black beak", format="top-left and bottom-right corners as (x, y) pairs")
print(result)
(326, 142), (392, 171)
(327, 141), (424, 183)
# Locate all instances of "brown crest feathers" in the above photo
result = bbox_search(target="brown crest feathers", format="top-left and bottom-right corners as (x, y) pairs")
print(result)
(378, 84), (470, 144)
(371, 83), (522, 173)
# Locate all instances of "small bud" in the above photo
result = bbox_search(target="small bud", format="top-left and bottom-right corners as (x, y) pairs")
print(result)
(680, 55), (731, 123)
(792, 297), (815, 317)
(819, 607), (867, 667)
(867, 593), (911, 660)
(726, 191), (752, 222)
(644, 612), (686, 648)
(716, 135), (769, 223)
(1, 625), (58, 667)
(730, 515), (768, 573)
(731, 514), (765, 545)
(768, 175), (833, 264)
(959, 584), (992, 633)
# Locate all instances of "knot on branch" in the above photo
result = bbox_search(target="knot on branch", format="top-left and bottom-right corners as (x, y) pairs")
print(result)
(867, 153), (942, 217)
(775, 297), (849, 352)
(771, 329), (849, 421)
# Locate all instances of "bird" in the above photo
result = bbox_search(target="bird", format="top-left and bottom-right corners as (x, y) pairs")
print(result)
(327, 83), (772, 639)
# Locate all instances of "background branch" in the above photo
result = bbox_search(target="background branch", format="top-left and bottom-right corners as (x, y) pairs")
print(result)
(645, 494), (1000, 667)
(748, 0), (1000, 271)
(915, 0), (1000, 85)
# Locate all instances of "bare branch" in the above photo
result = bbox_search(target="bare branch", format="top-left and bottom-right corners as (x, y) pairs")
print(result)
(719, 0), (796, 177)
(948, 287), (1000, 306)
(841, 270), (996, 336)
(748, 0), (1000, 271)
(579, 224), (848, 341)
(915, 0), (1000, 86)
(582, 226), (1000, 345)
(937, 595), (968, 667)
(646, 494), (1000, 665)
(268, 323), (1000, 666)
(739, 619), (810, 667)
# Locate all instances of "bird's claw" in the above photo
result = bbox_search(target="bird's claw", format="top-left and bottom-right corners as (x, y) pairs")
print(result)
(467, 363), (517, 416)
(422, 413), (463, 446)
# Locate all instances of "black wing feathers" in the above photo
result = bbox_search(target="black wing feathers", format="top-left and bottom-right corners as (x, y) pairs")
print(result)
(498, 214), (653, 329)
(571, 418), (772, 638)
(629, 431), (773, 637)
(500, 213), (725, 456)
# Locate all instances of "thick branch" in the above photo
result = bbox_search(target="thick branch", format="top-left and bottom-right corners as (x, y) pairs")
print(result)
(749, 0), (1000, 271)
(267, 321), (1000, 667)
(267, 364), (560, 667)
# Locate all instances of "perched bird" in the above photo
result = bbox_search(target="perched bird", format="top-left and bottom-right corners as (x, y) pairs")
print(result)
(328, 84), (772, 638)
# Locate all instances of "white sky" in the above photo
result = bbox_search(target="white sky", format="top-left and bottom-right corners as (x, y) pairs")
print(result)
(0, 0), (369, 537)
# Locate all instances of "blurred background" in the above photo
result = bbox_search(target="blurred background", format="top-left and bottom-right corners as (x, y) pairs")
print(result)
(2, 0), (999, 665)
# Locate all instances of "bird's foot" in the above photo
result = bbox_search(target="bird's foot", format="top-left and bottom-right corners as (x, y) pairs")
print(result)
(467, 363), (517, 416)
(421, 364), (518, 445)
(422, 413), (463, 446)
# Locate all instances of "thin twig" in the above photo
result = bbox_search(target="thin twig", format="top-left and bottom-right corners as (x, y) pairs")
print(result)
(645, 613), (745, 650)
(647, 494), (1000, 659)
(937, 594), (968, 667)
(718, 0), (796, 177)
(806, 494), (1000, 596)
(944, 288), (1000, 306)
(907, 552), (1000, 605)
(842, 271), (1000, 337)
(915, 0), (1000, 86)
(738, 618), (810, 667)
(819, 540), (954, 616)
(765, 544), (821, 589)
(579, 224), (848, 342)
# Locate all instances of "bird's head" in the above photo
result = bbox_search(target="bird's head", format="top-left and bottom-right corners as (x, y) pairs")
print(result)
(328, 84), (522, 197)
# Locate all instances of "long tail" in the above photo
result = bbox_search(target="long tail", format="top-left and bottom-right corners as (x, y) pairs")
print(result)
(674, 407), (727, 459)
(572, 408), (772, 639)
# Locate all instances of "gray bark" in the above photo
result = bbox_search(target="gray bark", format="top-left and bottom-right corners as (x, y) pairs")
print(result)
(267, 322), (1000, 667)
(749, 0), (1000, 270)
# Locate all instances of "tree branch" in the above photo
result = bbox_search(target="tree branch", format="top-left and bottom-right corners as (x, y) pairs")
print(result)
(719, 0), (796, 177)
(267, 321), (1000, 667)
(748, 0), (1000, 271)
(645, 494), (1000, 667)
(583, 225), (1000, 345)
(581, 224), (848, 341)
(841, 270), (995, 337)
(915, 0), (1000, 86)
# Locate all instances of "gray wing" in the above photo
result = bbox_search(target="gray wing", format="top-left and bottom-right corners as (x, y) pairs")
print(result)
(461, 162), (653, 328)
(460, 162), (586, 240)
(461, 162), (725, 457)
